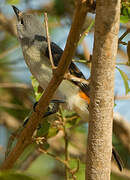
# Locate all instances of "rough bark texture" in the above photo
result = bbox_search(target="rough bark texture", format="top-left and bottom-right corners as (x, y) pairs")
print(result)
(86, 1), (121, 180)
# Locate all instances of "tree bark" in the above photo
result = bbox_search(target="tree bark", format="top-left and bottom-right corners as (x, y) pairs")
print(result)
(86, 1), (121, 180)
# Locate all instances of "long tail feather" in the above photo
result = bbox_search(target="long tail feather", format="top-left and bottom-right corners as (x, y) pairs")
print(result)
(112, 147), (123, 171)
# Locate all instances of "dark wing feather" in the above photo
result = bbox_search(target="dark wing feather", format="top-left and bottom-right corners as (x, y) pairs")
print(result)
(45, 40), (90, 96)
(45, 42), (63, 66)
(69, 62), (90, 96)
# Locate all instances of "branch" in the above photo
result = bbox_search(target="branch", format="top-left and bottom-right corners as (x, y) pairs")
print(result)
(0, 83), (31, 89)
(115, 95), (130, 100)
(86, 0), (121, 179)
(58, 108), (70, 180)
(64, 73), (89, 84)
(39, 147), (79, 180)
(44, 12), (56, 70)
(118, 29), (130, 44)
(0, 0), (88, 170)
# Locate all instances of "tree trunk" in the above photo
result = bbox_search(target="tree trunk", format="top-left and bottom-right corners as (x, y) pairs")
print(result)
(86, 0), (121, 180)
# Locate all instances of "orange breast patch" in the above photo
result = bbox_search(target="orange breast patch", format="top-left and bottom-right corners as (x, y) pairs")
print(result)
(79, 91), (90, 104)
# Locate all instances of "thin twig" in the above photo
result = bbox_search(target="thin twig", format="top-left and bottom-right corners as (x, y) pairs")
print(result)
(59, 108), (69, 180)
(118, 29), (130, 44)
(116, 62), (128, 65)
(64, 73), (90, 85)
(118, 41), (128, 45)
(70, 159), (80, 180)
(59, 108), (79, 180)
(78, 19), (95, 45)
(39, 146), (79, 180)
(0, 83), (31, 89)
(64, 124), (69, 179)
(49, 130), (130, 178)
(44, 12), (56, 70)
(38, 147), (69, 168)
(115, 95), (130, 100)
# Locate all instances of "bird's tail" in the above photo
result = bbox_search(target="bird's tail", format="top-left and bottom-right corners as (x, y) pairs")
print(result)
(112, 146), (123, 171)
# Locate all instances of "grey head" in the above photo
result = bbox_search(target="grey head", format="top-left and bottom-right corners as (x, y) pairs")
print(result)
(12, 6), (44, 41)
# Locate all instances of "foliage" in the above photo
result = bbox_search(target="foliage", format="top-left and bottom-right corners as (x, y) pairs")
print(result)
(0, 172), (37, 180)
(120, 1), (130, 23)
(6, 0), (20, 5)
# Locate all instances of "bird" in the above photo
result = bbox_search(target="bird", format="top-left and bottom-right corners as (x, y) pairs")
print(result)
(12, 5), (123, 171)
(12, 5), (90, 122)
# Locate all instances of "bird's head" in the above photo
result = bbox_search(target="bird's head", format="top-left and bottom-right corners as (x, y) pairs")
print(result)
(12, 6), (44, 40)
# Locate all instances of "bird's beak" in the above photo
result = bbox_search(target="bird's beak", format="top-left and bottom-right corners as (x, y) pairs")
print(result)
(12, 5), (21, 20)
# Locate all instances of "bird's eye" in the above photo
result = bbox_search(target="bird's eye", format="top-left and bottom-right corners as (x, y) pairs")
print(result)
(21, 18), (24, 25)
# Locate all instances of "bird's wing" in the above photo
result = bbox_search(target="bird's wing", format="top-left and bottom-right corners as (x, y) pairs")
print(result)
(45, 41), (90, 97)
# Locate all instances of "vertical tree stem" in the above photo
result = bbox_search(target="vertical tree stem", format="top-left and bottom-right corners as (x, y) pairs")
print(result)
(60, 107), (69, 180)
(86, 0), (121, 180)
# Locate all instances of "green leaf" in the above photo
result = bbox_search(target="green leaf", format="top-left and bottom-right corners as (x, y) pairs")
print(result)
(120, 15), (129, 23)
(31, 76), (42, 101)
(54, 0), (65, 15)
(48, 127), (58, 138)
(0, 172), (36, 180)
(120, 3), (130, 23)
(7, 0), (20, 5)
(116, 67), (130, 94)
(31, 76), (38, 92)
(36, 119), (50, 137)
